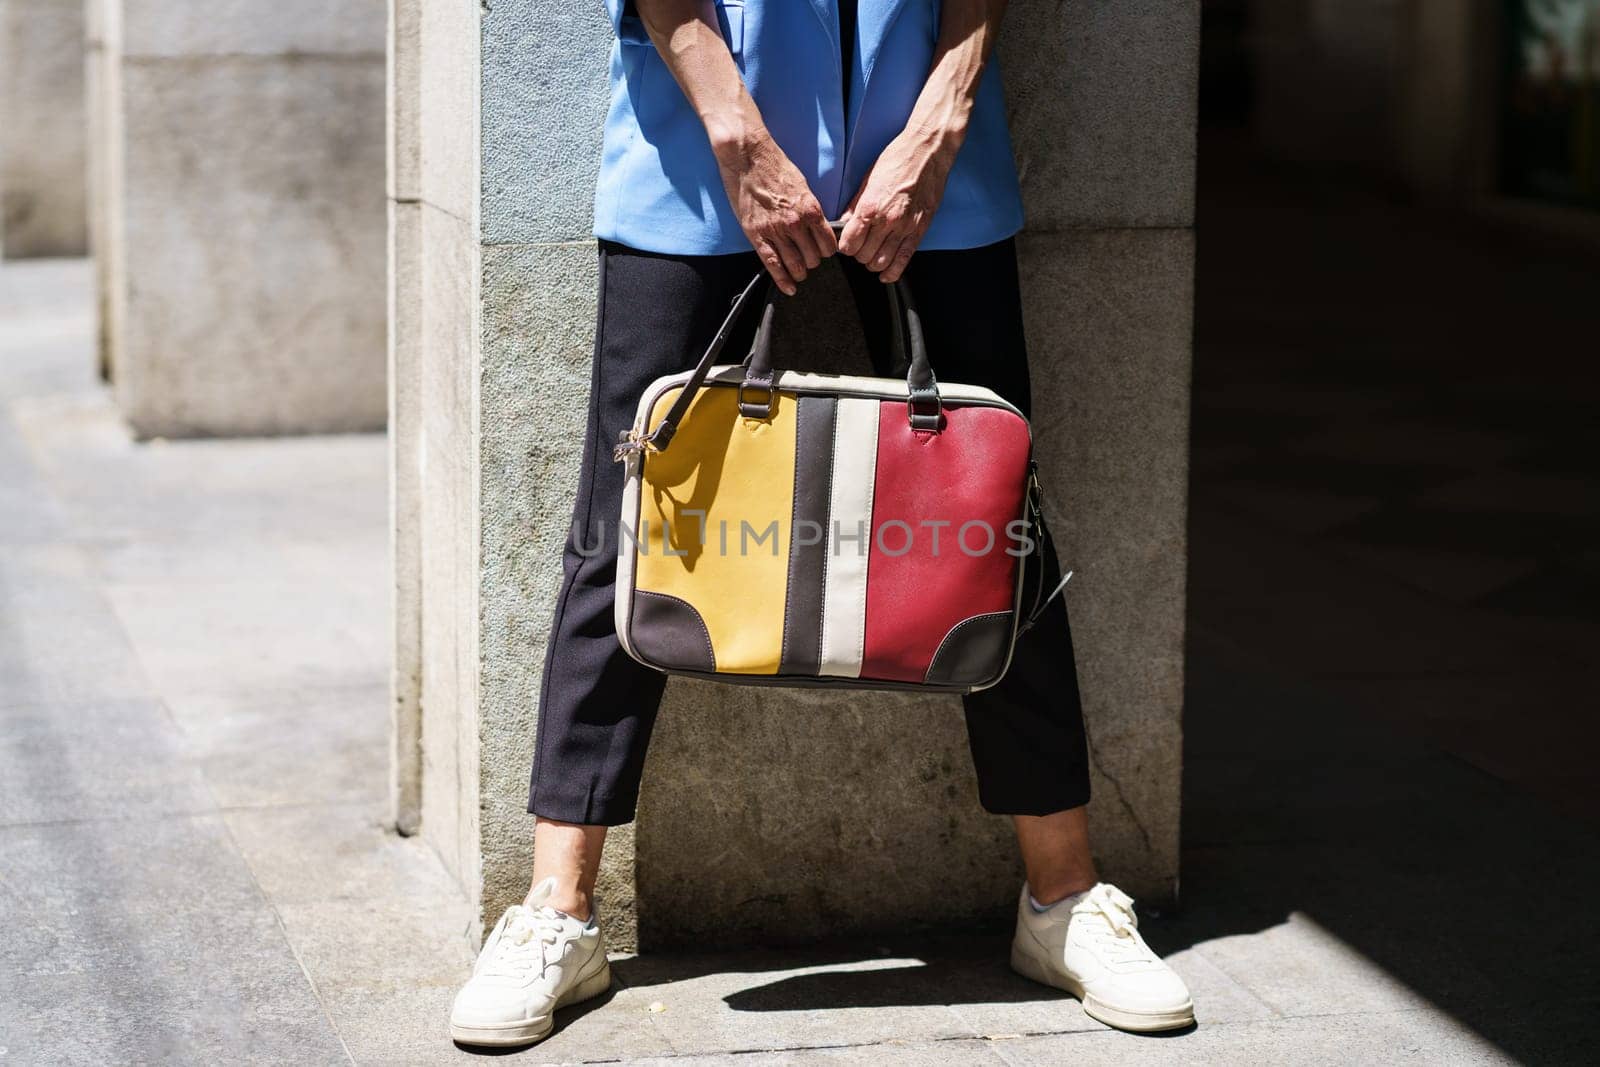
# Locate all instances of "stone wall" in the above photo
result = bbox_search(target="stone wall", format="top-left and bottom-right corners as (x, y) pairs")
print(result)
(0, 0), (89, 258)
(98, 0), (387, 437)
(396, 0), (1198, 951)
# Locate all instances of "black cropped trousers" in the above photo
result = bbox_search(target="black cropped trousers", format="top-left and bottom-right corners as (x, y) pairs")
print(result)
(527, 237), (1090, 826)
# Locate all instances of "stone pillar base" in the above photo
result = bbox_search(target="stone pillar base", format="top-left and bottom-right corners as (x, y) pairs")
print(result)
(93, 0), (387, 438)
(0, 0), (89, 258)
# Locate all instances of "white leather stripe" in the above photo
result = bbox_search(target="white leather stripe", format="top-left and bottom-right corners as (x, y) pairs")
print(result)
(819, 397), (878, 677)
(700, 365), (1025, 420)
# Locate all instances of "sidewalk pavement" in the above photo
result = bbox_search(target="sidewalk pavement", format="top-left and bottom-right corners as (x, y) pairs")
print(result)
(2, 256), (1593, 1065)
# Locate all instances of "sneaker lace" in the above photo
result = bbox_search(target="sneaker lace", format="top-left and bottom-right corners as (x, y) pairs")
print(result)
(1073, 884), (1154, 965)
(480, 906), (567, 979)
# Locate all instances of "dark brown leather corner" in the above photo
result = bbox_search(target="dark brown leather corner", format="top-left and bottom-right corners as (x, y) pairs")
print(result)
(923, 611), (1014, 687)
(629, 590), (716, 672)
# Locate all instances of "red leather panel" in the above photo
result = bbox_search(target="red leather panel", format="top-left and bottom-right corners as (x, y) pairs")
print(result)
(861, 402), (1031, 682)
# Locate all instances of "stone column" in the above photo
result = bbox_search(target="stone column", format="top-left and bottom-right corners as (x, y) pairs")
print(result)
(385, 0), (422, 836)
(1001, 2), (1198, 908)
(389, 0), (491, 905)
(95, 1), (387, 437)
(1251, 0), (1406, 177)
(1393, 0), (1496, 199)
(0, 0), (89, 258)
(84, 0), (113, 377)
(395, 0), (1198, 949)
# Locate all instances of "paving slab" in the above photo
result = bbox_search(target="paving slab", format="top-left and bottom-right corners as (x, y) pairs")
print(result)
(101, 575), (387, 704)
(0, 260), (95, 405)
(0, 416), (68, 544)
(948, 944), (1276, 1040)
(0, 543), (153, 708)
(168, 686), (390, 810)
(987, 1011), (1517, 1067)
(0, 699), (214, 825)
(8, 391), (386, 553)
(220, 797), (490, 1064)
(1191, 913), (1439, 1019)
(612, 951), (979, 1058)
(1188, 503), (1564, 679)
(1323, 670), (1600, 824)
(0, 816), (349, 1065)
(271, 900), (487, 1061)
(627, 1037), (1010, 1066)
(2, 816), (273, 937)
(0, 964), (351, 1067)
(221, 804), (470, 909)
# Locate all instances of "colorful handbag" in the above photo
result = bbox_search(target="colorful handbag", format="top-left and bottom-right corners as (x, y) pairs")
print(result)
(612, 273), (1045, 693)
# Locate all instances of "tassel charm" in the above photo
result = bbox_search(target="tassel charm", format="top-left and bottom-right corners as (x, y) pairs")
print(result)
(613, 420), (677, 462)
(613, 427), (654, 463)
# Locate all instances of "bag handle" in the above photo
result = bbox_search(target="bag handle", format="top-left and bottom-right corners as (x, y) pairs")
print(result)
(737, 275), (942, 432)
(614, 270), (943, 461)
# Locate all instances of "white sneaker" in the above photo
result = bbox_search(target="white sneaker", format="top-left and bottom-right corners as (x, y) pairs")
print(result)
(1010, 882), (1195, 1033)
(449, 877), (612, 1047)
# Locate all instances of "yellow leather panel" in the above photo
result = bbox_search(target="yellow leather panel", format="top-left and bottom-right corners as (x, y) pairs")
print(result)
(633, 385), (796, 674)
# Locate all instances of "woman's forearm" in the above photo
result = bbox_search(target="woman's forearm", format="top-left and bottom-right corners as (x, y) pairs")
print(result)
(903, 0), (1009, 164)
(835, 0), (1009, 279)
(634, 0), (766, 163)
(634, 0), (836, 292)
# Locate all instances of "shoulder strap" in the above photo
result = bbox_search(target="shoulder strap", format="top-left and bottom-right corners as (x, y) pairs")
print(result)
(613, 271), (769, 461)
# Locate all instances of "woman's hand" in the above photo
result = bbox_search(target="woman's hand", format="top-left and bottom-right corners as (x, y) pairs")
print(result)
(836, 130), (958, 284)
(712, 130), (837, 296)
(838, 0), (1008, 284)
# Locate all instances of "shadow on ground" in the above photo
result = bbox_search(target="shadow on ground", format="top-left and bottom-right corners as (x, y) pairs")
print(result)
(601, 635), (1594, 1062)
(606, 150), (1600, 1065)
